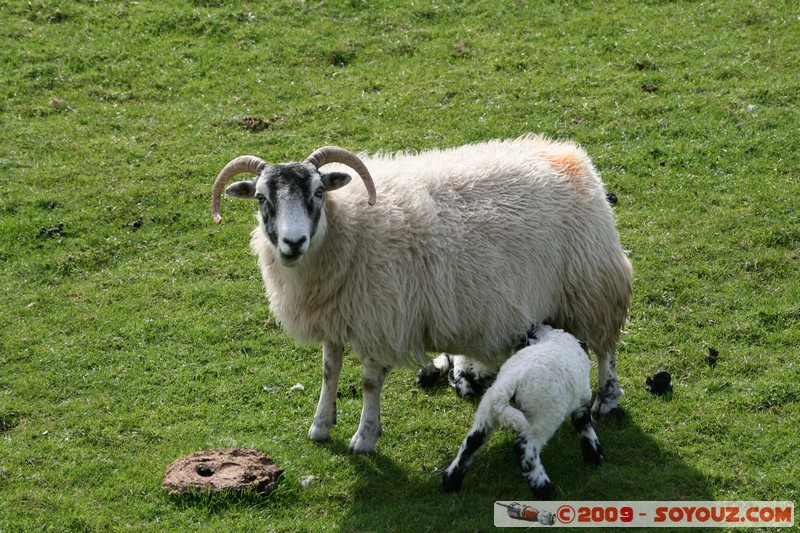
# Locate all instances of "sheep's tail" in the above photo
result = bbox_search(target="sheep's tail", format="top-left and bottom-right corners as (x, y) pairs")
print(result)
(471, 383), (527, 434)
(491, 402), (529, 435)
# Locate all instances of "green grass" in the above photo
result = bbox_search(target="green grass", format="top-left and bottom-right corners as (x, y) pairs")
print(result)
(1, 0), (798, 530)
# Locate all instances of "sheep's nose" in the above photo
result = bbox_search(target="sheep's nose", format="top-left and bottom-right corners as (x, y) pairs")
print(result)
(282, 235), (307, 252)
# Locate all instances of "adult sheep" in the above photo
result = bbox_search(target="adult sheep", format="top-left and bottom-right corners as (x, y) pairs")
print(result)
(211, 135), (633, 454)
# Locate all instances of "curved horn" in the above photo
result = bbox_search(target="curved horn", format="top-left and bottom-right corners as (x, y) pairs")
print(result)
(306, 146), (377, 206)
(211, 155), (268, 224)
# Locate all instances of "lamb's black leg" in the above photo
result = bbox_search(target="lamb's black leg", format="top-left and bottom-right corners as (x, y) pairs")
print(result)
(514, 435), (555, 500)
(442, 425), (491, 492)
(571, 401), (605, 466)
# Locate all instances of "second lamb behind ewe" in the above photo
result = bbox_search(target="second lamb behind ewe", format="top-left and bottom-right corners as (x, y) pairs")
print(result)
(441, 325), (604, 499)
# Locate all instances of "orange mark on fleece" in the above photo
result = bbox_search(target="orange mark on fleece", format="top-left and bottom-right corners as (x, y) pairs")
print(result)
(541, 147), (587, 177)
(540, 146), (592, 193)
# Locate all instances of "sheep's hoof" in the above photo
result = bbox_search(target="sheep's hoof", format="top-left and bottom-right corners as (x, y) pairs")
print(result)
(308, 424), (332, 442)
(592, 405), (625, 424)
(591, 400), (625, 422)
(347, 432), (378, 454)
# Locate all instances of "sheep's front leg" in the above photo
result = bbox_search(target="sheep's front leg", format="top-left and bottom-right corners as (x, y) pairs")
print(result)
(308, 342), (343, 442)
(348, 358), (391, 454)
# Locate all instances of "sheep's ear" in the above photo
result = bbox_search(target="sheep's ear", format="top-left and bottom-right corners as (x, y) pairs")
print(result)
(320, 171), (351, 192)
(226, 179), (257, 199)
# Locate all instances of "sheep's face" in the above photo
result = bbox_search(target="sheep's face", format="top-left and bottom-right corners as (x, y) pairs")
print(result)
(226, 162), (352, 267)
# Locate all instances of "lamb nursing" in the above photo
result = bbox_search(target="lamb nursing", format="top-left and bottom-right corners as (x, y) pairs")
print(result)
(441, 325), (604, 499)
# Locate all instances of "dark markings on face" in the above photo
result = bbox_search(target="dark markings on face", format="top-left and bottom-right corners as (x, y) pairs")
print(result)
(257, 163), (325, 248)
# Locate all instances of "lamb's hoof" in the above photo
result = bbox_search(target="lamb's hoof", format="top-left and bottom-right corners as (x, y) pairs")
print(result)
(417, 354), (452, 388)
(441, 470), (464, 493)
(416, 367), (444, 388)
(532, 479), (556, 500)
(595, 451), (606, 466)
(581, 440), (605, 466)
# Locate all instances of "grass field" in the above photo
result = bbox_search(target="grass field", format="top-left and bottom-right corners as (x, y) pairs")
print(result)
(1, 0), (798, 531)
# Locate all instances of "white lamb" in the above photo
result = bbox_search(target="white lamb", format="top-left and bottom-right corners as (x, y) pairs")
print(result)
(441, 325), (604, 499)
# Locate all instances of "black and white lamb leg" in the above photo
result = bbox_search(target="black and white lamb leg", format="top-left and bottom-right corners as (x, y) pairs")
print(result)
(348, 358), (391, 454)
(571, 401), (605, 465)
(448, 355), (497, 397)
(309, 342), (344, 442)
(592, 349), (624, 420)
(514, 435), (555, 500)
(416, 353), (453, 388)
(441, 421), (493, 492)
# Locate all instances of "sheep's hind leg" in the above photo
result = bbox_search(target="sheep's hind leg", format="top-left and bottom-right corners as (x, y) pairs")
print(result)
(514, 435), (555, 500)
(592, 349), (624, 420)
(348, 358), (391, 454)
(308, 342), (343, 442)
(571, 401), (605, 465)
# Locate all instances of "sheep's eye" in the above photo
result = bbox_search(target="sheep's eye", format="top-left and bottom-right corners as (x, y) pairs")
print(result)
(255, 193), (267, 203)
(314, 187), (325, 199)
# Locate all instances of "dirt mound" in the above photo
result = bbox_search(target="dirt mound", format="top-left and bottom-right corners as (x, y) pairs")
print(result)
(163, 448), (283, 495)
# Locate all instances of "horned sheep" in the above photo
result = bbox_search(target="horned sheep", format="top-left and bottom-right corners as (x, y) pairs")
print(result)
(441, 324), (604, 499)
(211, 135), (633, 454)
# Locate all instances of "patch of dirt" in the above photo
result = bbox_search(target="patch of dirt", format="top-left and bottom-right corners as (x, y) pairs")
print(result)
(163, 448), (283, 496)
(236, 115), (278, 132)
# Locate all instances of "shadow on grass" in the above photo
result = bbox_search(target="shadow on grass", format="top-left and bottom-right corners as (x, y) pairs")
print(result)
(337, 411), (714, 532)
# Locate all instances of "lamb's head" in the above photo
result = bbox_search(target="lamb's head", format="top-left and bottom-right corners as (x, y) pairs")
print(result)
(211, 146), (376, 266)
